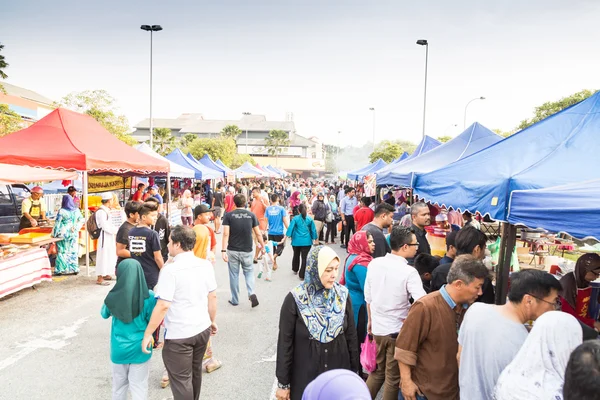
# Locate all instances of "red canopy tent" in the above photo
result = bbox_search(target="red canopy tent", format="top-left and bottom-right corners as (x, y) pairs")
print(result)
(0, 108), (169, 174)
(0, 108), (171, 275)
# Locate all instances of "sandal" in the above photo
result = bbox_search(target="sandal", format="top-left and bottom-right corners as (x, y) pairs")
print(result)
(205, 360), (223, 373)
(96, 281), (110, 286)
(103, 275), (112, 280)
(161, 372), (170, 388)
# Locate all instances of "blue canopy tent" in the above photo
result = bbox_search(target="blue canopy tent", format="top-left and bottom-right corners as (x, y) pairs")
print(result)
(234, 162), (269, 178)
(415, 91), (600, 221)
(134, 144), (195, 178)
(377, 123), (501, 186)
(347, 159), (387, 181)
(406, 136), (441, 160)
(215, 159), (234, 174)
(264, 165), (285, 177)
(185, 153), (225, 180)
(508, 179), (600, 241)
(392, 152), (409, 164)
(165, 149), (205, 179)
(187, 153), (227, 179)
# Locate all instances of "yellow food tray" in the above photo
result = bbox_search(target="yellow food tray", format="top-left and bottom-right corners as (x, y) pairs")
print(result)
(10, 232), (52, 244)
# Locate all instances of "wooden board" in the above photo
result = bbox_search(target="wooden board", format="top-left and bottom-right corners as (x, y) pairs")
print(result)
(10, 232), (52, 244)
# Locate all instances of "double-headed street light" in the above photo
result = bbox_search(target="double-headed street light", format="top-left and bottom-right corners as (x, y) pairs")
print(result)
(140, 25), (163, 149)
(464, 96), (486, 129)
(416, 39), (428, 138)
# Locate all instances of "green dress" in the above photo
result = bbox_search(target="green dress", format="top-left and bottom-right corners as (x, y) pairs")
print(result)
(52, 208), (84, 274)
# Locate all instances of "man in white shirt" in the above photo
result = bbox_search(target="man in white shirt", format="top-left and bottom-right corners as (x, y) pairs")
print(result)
(142, 225), (218, 400)
(364, 225), (426, 400)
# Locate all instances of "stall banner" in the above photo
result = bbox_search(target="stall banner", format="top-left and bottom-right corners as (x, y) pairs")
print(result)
(227, 173), (236, 184)
(364, 174), (376, 197)
(88, 176), (133, 193)
(110, 209), (125, 228)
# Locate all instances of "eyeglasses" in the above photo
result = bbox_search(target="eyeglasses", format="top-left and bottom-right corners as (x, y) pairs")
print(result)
(406, 243), (419, 247)
(527, 293), (562, 310)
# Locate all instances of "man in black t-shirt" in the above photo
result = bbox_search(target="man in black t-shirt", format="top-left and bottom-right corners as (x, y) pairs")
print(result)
(222, 194), (265, 308)
(362, 203), (394, 258)
(129, 202), (164, 289)
(115, 201), (142, 270)
(213, 183), (225, 234)
(145, 197), (171, 262)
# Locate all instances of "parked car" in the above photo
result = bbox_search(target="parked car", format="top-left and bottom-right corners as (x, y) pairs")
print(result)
(0, 184), (31, 233)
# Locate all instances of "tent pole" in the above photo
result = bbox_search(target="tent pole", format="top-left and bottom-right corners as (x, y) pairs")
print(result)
(83, 171), (90, 277)
(495, 222), (517, 305)
(166, 173), (171, 223)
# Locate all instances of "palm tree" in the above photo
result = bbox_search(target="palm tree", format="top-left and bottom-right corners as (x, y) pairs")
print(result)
(220, 124), (242, 141)
(153, 127), (176, 156)
(0, 43), (8, 79)
(265, 129), (291, 166)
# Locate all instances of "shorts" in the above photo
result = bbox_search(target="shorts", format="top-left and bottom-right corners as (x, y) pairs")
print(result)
(213, 206), (223, 218)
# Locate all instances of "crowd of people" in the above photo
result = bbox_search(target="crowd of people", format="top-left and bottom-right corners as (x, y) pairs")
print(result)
(32, 177), (600, 399)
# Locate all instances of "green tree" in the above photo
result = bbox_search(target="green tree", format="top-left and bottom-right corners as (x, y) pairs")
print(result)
(0, 104), (24, 137)
(0, 43), (8, 80)
(180, 133), (197, 149)
(188, 137), (237, 166)
(231, 153), (255, 169)
(220, 124), (242, 141)
(436, 135), (452, 143)
(153, 127), (176, 156)
(492, 128), (516, 138)
(516, 89), (597, 131)
(264, 129), (290, 165)
(55, 90), (136, 145)
(369, 140), (403, 163)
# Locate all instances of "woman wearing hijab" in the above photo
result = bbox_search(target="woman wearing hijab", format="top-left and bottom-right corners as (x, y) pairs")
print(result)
(101, 259), (157, 400)
(286, 203), (318, 280)
(493, 311), (582, 400)
(52, 195), (84, 275)
(179, 189), (194, 226)
(341, 231), (375, 350)
(302, 369), (370, 400)
(276, 246), (360, 400)
(289, 190), (301, 216)
(559, 253), (600, 335)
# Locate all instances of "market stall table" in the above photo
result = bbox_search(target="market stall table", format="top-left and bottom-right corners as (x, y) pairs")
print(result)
(0, 247), (52, 299)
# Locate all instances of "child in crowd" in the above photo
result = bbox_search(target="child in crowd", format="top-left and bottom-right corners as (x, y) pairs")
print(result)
(414, 253), (440, 293)
(257, 232), (276, 282)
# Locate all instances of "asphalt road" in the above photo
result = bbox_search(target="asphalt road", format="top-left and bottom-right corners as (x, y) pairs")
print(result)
(0, 231), (356, 400)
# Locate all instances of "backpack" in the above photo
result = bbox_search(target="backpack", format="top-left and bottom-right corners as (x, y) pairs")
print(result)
(86, 208), (106, 240)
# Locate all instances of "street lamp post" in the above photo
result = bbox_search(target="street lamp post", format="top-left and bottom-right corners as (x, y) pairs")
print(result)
(369, 107), (376, 151)
(463, 97), (486, 129)
(242, 111), (251, 154)
(140, 24), (163, 150)
(416, 39), (428, 138)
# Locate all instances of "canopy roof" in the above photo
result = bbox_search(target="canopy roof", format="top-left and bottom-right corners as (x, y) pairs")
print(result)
(406, 136), (441, 160)
(234, 162), (268, 178)
(264, 165), (287, 177)
(347, 159), (387, 181)
(186, 153), (225, 179)
(197, 154), (227, 177)
(415, 91), (600, 220)
(165, 149), (204, 179)
(254, 164), (279, 178)
(215, 159), (234, 174)
(377, 123), (501, 186)
(0, 108), (169, 175)
(0, 164), (78, 185)
(134, 143), (195, 178)
(508, 179), (600, 241)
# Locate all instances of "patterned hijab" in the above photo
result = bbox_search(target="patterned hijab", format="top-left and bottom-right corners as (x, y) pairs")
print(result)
(291, 246), (349, 343)
(493, 311), (582, 400)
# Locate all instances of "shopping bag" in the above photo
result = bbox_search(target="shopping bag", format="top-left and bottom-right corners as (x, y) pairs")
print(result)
(337, 221), (342, 232)
(360, 334), (377, 373)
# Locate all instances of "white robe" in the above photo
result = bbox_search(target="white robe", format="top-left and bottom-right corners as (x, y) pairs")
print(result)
(95, 205), (118, 276)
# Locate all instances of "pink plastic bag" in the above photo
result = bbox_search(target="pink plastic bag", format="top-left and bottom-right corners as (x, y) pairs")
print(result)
(360, 334), (377, 373)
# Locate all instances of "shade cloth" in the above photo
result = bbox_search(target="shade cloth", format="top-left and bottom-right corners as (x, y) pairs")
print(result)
(376, 123), (501, 186)
(508, 179), (600, 241)
(0, 164), (78, 185)
(133, 143), (194, 178)
(0, 108), (169, 175)
(415, 91), (600, 221)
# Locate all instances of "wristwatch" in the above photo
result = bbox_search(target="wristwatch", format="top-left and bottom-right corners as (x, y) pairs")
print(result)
(277, 382), (290, 390)
(221, 250), (227, 253)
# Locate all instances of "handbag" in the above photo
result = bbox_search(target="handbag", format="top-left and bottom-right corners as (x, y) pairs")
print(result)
(360, 334), (377, 373)
(47, 242), (58, 256)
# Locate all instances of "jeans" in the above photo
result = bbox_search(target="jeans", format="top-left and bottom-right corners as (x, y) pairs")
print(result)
(292, 245), (311, 279)
(227, 250), (255, 305)
(163, 327), (211, 400)
(111, 361), (149, 400)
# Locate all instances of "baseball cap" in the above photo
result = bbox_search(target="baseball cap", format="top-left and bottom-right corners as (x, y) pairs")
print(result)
(194, 204), (214, 218)
(31, 186), (44, 194)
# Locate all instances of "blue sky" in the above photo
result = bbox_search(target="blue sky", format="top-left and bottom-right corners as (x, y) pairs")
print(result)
(2, 0), (600, 146)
